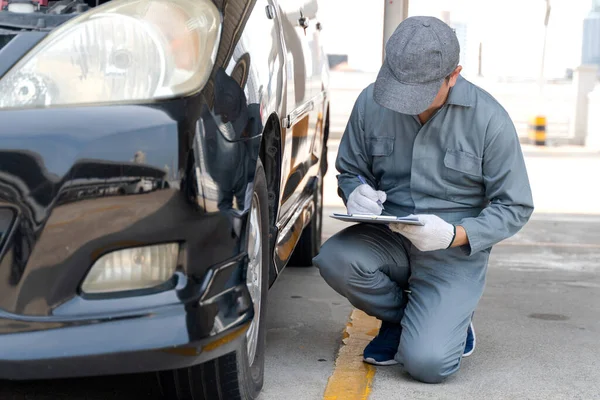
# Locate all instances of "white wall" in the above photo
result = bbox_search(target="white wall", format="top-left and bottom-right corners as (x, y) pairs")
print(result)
(318, 0), (384, 72)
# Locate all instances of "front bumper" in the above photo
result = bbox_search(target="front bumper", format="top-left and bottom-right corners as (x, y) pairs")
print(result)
(0, 270), (254, 380)
(0, 98), (261, 380)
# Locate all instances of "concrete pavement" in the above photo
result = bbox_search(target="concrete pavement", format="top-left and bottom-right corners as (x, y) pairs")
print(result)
(259, 208), (600, 400)
(369, 220), (600, 400)
(261, 266), (353, 400)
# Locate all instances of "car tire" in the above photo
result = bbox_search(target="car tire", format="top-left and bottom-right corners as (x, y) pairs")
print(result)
(157, 160), (270, 400)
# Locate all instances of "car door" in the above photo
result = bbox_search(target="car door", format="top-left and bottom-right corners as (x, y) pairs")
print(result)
(277, 0), (321, 219)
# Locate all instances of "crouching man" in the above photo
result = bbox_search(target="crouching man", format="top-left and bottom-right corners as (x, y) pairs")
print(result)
(313, 16), (534, 383)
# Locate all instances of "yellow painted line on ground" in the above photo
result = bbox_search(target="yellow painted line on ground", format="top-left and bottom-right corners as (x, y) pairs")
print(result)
(323, 309), (380, 400)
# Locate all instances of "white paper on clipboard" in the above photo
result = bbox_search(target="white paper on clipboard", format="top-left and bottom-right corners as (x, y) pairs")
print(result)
(330, 213), (425, 226)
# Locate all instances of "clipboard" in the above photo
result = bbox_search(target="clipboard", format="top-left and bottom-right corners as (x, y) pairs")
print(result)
(330, 213), (424, 226)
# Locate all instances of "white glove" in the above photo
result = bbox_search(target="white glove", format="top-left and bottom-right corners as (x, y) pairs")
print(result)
(347, 184), (387, 215)
(389, 214), (456, 252)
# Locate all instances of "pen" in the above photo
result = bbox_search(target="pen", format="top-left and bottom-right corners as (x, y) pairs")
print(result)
(357, 175), (385, 210)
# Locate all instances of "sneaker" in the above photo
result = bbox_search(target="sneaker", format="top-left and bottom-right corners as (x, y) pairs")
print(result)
(463, 321), (476, 357)
(363, 321), (401, 366)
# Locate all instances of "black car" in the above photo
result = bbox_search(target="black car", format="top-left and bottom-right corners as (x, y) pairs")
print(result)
(0, 0), (330, 398)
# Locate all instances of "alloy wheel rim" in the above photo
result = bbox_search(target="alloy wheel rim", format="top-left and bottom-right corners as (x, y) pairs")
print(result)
(245, 192), (262, 365)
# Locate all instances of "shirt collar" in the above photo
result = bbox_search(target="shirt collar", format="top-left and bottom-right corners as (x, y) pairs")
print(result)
(446, 75), (474, 107)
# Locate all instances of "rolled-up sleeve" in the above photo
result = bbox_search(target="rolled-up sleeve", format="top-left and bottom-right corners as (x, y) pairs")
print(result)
(459, 116), (534, 255)
(335, 89), (376, 204)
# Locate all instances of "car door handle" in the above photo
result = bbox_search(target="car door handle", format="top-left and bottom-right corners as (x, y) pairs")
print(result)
(284, 100), (314, 128)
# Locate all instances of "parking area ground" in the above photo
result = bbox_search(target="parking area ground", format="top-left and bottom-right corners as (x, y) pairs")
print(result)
(259, 209), (600, 400)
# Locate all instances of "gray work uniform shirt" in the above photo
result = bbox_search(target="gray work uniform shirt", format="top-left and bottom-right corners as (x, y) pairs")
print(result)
(336, 76), (534, 255)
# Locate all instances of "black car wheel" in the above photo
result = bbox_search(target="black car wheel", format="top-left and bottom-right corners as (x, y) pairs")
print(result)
(158, 160), (269, 400)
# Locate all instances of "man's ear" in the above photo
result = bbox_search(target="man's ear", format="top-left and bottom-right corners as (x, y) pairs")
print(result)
(448, 66), (463, 87)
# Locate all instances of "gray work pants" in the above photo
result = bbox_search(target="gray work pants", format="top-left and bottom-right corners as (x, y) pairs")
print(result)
(313, 223), (490, 383)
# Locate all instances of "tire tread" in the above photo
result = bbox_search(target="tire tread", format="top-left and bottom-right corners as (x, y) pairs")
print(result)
(158, 160), (268, 400)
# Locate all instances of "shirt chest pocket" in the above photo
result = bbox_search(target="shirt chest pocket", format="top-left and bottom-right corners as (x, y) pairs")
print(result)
(368, 137), (394, 157)
(368, 137), (395, 184)
(443, 149), (485, 203)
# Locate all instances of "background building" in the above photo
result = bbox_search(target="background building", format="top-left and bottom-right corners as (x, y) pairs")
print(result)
(582, 0), (600, 76)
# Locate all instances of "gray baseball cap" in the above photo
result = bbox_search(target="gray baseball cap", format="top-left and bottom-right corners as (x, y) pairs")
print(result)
(374, 16), (460, 115)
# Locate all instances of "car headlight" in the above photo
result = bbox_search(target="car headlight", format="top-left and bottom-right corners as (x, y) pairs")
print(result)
(0, 0), (221, 109)
(81, 243), (180, 294)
